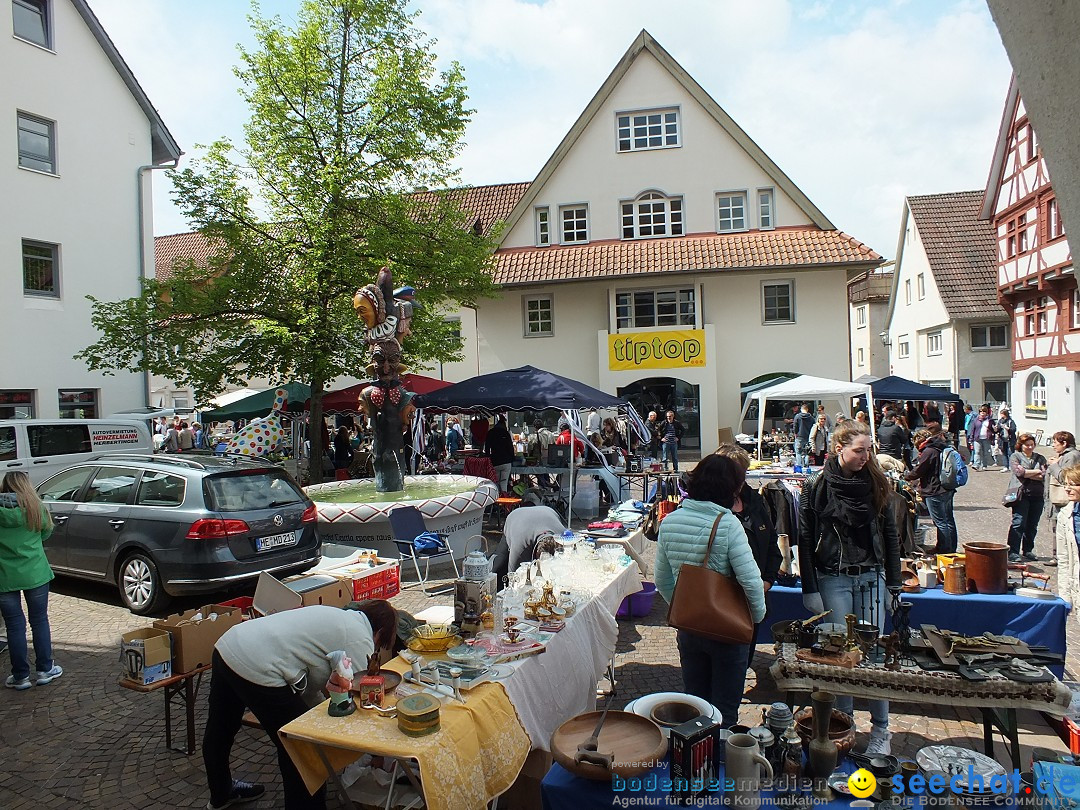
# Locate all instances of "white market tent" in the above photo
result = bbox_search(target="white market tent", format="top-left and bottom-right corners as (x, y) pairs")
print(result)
(737, 374), (875, 458)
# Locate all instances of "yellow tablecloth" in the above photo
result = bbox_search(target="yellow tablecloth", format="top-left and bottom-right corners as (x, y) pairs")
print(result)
(279, 664), (530, 810)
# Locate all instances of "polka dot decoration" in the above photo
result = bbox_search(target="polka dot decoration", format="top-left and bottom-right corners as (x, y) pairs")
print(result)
(224, 388), (288, 457)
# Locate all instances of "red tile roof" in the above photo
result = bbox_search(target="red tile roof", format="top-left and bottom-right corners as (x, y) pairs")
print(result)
(154, 231), (220, 281)
(906, 191), (1001, 319)
(493, 227), (881, 285)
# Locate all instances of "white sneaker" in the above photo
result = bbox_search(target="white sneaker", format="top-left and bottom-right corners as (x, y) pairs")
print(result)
(35, 664), (63, 686)
(865, 727), (892, 756)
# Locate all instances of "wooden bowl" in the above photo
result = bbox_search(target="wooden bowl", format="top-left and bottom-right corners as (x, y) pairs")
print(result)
(648, 701), (702, 728)
(550, 710), (668, 780)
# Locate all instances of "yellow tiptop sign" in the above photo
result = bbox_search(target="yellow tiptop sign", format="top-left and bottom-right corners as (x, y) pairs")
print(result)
(608, 330), (706, 371)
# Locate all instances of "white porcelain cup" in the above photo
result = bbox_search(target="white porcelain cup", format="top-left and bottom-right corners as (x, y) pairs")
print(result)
(724, 732), (773, 808)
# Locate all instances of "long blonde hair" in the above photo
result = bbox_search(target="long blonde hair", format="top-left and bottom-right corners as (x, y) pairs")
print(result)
(831, 420), (891, 511)
(1, 471), (50, 533)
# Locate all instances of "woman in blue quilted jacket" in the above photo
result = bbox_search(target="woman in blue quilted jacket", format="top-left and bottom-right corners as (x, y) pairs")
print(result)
(655, 454), (766, 727)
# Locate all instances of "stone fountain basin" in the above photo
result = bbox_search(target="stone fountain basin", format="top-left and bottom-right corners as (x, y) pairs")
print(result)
(305, 474), (498, 559)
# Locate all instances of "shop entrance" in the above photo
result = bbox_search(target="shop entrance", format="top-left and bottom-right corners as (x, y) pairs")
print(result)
(617, 377), (700, 449)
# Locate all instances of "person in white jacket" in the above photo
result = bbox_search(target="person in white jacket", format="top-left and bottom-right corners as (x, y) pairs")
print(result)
(1054, 465), (1080, 617)
(655, 454), (765, 727)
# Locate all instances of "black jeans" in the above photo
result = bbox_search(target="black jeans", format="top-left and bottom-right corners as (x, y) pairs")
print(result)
(203, 652), (326, 810)
(676, 630), (749, 728)
(1008, 496), (1043, 555)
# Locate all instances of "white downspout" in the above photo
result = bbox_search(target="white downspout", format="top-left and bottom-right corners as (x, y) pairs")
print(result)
(136, 160), (179, 407)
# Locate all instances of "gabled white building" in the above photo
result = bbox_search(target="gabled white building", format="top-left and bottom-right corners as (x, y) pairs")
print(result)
(0, 0), (180, 418)
(882, 192), (1010, 405)
(848, 262), (894, 381)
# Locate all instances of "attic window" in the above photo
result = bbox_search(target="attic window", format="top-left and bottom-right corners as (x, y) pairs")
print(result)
(13, 0), (50, 48)
(616, 109), (680, 152)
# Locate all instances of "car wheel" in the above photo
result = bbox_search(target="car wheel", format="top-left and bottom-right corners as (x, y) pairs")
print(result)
(119, 552), (167, 615)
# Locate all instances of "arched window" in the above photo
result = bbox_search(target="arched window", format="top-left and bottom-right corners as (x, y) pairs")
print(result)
(621, 191), (683, 240)
(1027, 372), (1047, 411)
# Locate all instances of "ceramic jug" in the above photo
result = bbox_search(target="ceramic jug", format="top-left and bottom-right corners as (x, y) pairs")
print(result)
(462, 549), (492, 580)
(724, 733), (773, 808)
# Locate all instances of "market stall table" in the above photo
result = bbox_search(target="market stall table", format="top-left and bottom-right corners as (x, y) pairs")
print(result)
(610, 469), (681, 501)
(770, 639), (1072, 770)
(760, 584), (1069, 668)
(117, 663), (212, 755)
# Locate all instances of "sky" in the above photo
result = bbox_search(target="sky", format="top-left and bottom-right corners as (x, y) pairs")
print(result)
(88, 0), (1014, 261)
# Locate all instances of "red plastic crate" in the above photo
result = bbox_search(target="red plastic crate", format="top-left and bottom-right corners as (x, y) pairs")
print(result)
(218, 595), (255, 620)
(1066, 718), (1080, 754)
(332, 559), (401, 601)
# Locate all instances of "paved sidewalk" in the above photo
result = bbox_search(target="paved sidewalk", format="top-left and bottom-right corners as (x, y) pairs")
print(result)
(0, 459), (1073, 808)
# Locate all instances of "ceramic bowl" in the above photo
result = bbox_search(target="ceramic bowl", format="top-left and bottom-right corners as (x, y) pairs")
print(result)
(794, 707), (856, 755)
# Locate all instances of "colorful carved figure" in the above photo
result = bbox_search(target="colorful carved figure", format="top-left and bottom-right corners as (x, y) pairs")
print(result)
(224, 388), (287, 457)
(353, 266), (417, 492)
(326, 650), (356, 717)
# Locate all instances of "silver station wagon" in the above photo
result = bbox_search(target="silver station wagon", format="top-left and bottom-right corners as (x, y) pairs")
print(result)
(36, 454), (321, 614)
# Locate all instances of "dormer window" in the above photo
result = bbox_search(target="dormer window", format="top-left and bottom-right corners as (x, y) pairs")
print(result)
(621, 191), (683, 239)
(616, 108), (680, 152)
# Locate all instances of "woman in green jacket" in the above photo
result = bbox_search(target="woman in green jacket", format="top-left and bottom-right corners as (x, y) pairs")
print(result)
(0, 471), (61, 690)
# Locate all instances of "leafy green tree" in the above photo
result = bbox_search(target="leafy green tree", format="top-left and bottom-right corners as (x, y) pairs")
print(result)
(78, 0), (499, 481)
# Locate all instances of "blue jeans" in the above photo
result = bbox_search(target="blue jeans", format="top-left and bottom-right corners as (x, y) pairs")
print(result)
(661, 442), (679, 471)
(794, 438), (810, 468)
(1008, 496), (1043, 555)
(973, 439), (994, 469)
(924, 491), (958, 553)
(0, 583), (54, 680)
(816, 570), (889, 729)
(676, 630), (749, 728)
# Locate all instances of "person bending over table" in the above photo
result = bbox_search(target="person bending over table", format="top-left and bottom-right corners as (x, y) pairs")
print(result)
(655, 454), (766, 727)
(490, 503), (566, 583)
(798, 420), (901, 756)
(203, 601), (398, 810)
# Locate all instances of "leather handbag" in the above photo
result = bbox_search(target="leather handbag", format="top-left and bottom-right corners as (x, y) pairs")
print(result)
(1002, 481), (1023, 507)
(667, 514), (754, 644)
(1050, 479), (1070, 507)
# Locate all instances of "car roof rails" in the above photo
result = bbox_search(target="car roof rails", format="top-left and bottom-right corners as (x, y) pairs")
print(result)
(88, 453), (210, 470)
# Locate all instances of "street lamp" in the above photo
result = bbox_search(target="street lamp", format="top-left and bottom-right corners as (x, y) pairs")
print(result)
(879, 331), (892, 347)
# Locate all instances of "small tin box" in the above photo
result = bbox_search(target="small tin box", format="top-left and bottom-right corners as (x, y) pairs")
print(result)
(396, 693), (441, 737)
(357, 674), (385, 706)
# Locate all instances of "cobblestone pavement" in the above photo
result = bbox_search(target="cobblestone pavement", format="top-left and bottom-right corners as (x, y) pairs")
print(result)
(0, 459), (1074, 808)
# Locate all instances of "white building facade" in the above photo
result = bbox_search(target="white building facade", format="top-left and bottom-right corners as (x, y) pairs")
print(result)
(0, 0), (180, 418)
(982, 78), (1075, 437)
(882, 192), (1011, 405)
(848, 263), (894, 381)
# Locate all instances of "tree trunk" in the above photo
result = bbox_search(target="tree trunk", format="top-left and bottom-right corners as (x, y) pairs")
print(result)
(309, 372), (326, 485)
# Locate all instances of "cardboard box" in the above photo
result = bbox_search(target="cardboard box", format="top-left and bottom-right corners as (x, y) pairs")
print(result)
(153, 604), (242, 674)
(670, 715), (720, 805)
(120, 627), (173, 685)
(253, 571), (354, 616)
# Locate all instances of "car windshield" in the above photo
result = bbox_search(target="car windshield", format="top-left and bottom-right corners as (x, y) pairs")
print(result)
(204, 471), (305, 512)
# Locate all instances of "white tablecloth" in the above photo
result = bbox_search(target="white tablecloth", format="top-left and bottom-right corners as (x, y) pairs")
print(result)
(501, 561), (641, 748)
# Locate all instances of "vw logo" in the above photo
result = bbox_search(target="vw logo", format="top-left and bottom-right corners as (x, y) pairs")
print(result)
(273, 514), (283, 527)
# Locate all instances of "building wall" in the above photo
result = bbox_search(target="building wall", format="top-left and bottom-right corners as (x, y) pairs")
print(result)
(1, 0), (156, 417)
(502, 50), (814, 250)
(887, 215), (949, 381)
(1011, 365), (1079, 438)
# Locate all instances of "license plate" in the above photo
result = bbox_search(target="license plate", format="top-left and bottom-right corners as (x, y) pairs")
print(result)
(255, 531), (297, 552)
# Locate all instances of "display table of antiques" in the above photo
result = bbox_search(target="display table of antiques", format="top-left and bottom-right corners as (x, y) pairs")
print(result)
(769, 617), (1072, 770)
(280, 548), (642, 809)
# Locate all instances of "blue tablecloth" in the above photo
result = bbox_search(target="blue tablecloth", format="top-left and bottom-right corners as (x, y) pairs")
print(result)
(761, 584), (1068, 661)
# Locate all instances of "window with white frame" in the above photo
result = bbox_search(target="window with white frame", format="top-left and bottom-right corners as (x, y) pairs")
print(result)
(927, 331), (942, 355)
(898, 335), (910, 359)
(758, 188), (774, 229)
(615, 288), (695, 329)
(856, 305), (866, 328)
(716, 192), (747, 233)
(22, 239), (58, 297)
(13, 0), (50, 48)
(857, 348), (865, 366)
(559, 205), (588, 244)
(917, 273), (925, 300)
(17, 112), (55, 173)
(616, 108), (680, 152)
(523, 295), (553, 337)
(904, 279), (912, 305)
(762, 281), (794, 324)
(1037, 295), (1050, 334)
(1072, 289), (1080, 330)
(970, 323), (1008, 349)
(621, 192), (683, 239)
(534, 207), (550, 246)
(1027, 372), (1047, 415)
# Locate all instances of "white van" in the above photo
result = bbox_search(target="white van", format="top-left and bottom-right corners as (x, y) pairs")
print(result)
(0, 419), (156, 485)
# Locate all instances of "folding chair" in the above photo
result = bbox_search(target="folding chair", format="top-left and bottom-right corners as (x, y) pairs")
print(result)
(388, 506), (459, 596)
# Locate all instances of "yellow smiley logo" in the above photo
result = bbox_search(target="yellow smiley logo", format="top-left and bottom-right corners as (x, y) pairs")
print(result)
(848, 768), (877, 798)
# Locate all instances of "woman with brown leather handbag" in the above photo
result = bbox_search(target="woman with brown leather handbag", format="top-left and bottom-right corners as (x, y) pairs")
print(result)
(654, 454), (766, 727)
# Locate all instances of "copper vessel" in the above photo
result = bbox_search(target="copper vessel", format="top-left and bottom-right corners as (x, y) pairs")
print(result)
(963, 541), (1009, 594)
(943, 563), (967, 595)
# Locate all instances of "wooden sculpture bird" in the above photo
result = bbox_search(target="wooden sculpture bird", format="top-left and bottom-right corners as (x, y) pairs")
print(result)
(224, 388), (287, 457)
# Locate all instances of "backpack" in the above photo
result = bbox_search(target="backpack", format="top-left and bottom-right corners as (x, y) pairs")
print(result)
(940, 446), (968, 490)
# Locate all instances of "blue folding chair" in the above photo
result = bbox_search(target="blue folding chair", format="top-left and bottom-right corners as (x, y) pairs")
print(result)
(388, 506), (459, 595)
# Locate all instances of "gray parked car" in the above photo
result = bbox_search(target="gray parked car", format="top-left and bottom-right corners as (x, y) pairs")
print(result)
(36, 454), (321, 614)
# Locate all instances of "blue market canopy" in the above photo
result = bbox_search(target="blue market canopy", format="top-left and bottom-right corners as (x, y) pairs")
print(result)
(870, 375), (961, 403)
(414, 365), (626, 413)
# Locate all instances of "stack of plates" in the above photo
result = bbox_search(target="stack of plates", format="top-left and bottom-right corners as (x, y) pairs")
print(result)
(624, 692), (721, 737)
